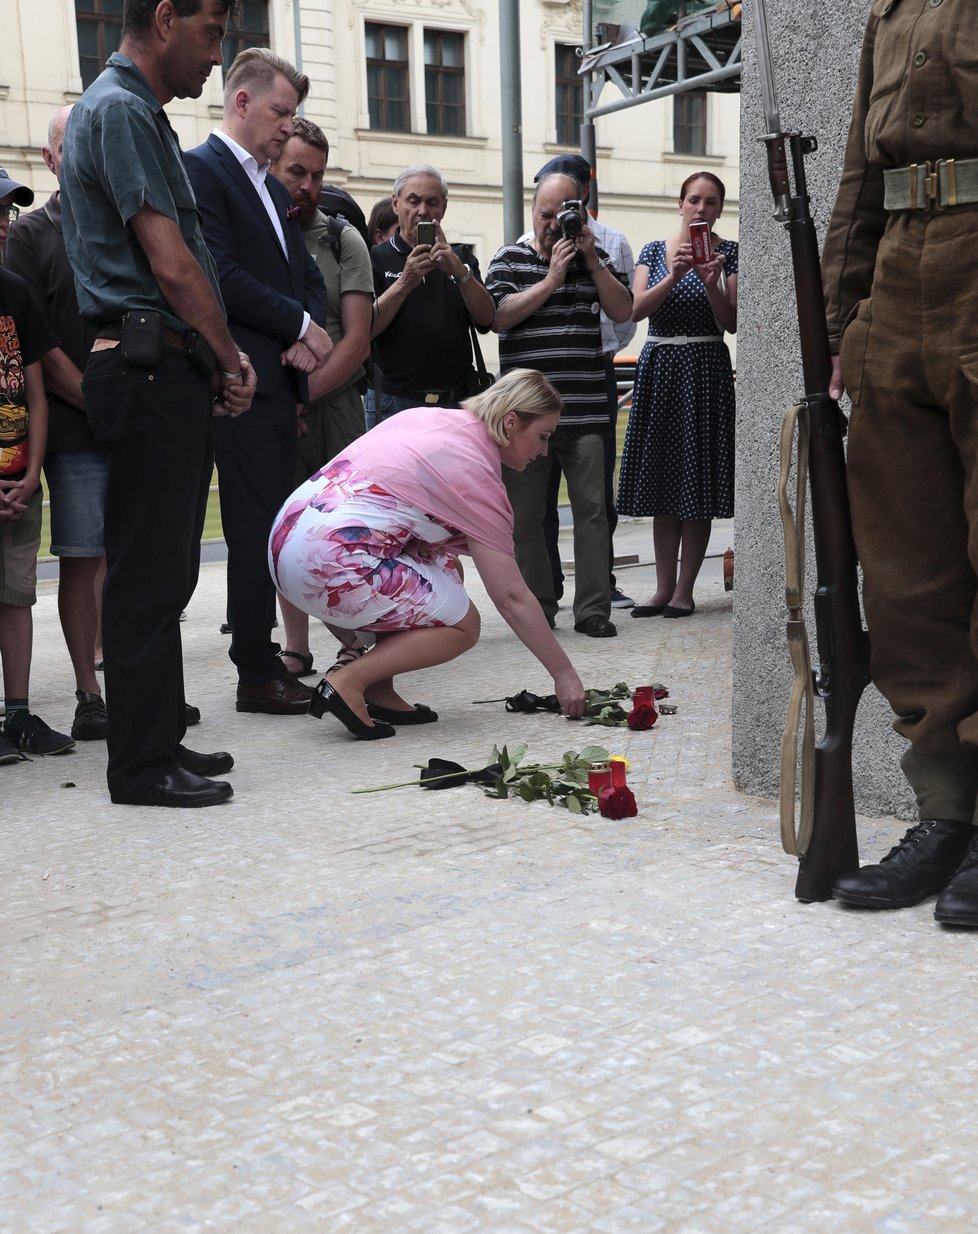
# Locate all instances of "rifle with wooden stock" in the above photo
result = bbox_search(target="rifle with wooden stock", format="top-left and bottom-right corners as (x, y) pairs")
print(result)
(752, 0), (871, 902)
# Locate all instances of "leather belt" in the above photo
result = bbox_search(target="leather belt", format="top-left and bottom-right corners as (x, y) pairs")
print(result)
(383, 384), (466, 406)
(883, 157), (978, 212)
(96, 320), (187, 348)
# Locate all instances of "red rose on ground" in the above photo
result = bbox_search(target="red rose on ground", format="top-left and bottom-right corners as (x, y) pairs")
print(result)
(598, 786), (638, 819)
(627, 703), (658, 730)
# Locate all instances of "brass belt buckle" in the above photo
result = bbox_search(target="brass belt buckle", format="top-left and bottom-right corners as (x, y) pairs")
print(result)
(909, 160), (939, 210)
(936, 157), (957, 209)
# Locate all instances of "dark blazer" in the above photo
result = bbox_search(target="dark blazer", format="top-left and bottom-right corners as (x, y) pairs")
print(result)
(184, 133), (327, 403)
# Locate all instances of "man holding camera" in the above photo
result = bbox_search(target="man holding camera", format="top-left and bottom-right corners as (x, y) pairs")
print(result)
(486, 172), (632, 637)
(367, 164), (495, 424)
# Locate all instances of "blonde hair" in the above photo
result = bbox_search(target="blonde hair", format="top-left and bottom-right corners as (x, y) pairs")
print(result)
(464, 368), (562, 445)
(224, 48), (309, 109)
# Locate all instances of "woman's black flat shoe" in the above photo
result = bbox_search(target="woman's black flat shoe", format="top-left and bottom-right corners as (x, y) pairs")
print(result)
(311, 680), (395, 740)
(367, 702), (439, 725)
(662, 601), (696, 619)
(631, 605), (665, 618)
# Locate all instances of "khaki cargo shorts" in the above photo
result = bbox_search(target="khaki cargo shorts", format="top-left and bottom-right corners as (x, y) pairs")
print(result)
(0, 487), (42, 607)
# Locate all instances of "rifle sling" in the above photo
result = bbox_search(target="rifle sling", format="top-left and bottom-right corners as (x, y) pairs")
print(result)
(778, 403), (815, 857)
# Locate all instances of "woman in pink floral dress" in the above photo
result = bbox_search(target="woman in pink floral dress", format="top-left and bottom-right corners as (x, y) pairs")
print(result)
(269, 369), (586, 739)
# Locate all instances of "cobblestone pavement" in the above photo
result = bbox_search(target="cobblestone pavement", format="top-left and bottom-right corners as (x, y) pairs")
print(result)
(4, 524), (977, 1233)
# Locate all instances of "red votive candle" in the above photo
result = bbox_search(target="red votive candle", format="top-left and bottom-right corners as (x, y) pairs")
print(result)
(609, 756), (629, 787)
(587, 761), (613, 794)
(632, 686), (655, 707)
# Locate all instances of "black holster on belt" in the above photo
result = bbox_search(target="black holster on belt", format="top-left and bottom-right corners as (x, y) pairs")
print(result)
(184, 331), (217, 378)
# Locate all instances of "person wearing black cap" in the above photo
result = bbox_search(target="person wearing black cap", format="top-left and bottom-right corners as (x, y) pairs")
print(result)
(525, 156), (637, 611)
(487, 171), (633, 637)
(0, 166), (35, 250)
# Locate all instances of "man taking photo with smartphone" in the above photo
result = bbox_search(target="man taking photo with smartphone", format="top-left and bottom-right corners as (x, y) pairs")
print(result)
(366, 163), (495, 425)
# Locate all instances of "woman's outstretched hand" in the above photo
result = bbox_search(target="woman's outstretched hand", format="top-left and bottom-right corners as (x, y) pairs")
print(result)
(555, 669), (586, 719)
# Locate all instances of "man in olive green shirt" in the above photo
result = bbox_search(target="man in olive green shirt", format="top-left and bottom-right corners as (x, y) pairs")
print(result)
(822, 0), (978, 925)
(269, 117), (374, 678)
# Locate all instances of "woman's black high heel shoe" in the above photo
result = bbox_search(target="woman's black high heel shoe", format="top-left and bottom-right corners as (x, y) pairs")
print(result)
(309, 680), (396, 740)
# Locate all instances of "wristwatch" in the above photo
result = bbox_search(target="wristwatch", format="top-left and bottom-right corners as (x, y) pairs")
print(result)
(453, 266), (475, 285)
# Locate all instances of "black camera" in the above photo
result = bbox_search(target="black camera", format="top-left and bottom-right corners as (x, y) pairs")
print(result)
(557, 200), (584, 240)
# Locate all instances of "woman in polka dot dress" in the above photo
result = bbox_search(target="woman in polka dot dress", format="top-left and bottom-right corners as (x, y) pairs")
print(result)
(618, 172), (737, 618)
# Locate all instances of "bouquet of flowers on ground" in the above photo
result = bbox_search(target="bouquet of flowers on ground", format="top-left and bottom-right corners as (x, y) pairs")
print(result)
(354, 742), (639, 817)
(475, 682), (668, 730)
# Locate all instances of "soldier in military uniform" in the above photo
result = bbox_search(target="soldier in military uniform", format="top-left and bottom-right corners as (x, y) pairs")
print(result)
(822, 0), (978, 925)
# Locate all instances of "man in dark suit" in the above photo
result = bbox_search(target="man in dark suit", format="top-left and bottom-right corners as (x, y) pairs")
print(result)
(185, 48), (330, 714)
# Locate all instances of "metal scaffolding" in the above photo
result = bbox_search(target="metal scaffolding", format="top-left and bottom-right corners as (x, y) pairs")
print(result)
(580, 4), (742, 121)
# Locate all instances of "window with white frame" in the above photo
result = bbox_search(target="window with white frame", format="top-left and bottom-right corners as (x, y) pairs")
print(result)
(75, 0), (122, 91)
(555, 44), (582, 148)
(674, 92), (707, 156)
(365, 21), (468, 136)
(367, 23), (411, 132)
(222, 0), (271, 78)
(424, 30), (465, 136)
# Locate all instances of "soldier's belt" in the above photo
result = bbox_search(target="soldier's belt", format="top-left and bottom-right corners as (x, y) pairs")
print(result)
(883, 158), (978, 211)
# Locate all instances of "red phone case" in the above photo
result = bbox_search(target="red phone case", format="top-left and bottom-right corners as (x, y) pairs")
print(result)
(689, 221), (711, 264)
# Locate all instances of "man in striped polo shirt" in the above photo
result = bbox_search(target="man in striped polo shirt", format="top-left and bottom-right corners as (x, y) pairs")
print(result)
(486, 173), (632, 637)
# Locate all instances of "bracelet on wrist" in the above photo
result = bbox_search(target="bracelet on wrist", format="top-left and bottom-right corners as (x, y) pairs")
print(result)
(220, 368), (243, 381)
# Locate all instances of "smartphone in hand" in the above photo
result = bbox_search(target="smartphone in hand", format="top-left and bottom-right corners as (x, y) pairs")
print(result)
(689, 221), (712, 265)
(416, 221), (436, 246)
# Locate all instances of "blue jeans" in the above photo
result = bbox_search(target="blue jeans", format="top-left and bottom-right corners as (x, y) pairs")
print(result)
(42, 450), (110, 556)
(363, 390), (419, 431)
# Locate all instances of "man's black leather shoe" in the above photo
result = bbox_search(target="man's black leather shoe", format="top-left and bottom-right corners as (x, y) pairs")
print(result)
(935, 831), (978, 926)
(175, 745), (234, 776)
(112, 766), (233, 807)
(574, 615), (618, 638)
(832, 819), (973, 909)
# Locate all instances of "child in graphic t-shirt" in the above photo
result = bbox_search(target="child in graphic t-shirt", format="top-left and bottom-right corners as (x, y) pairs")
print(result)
(0, 262), (74, 759)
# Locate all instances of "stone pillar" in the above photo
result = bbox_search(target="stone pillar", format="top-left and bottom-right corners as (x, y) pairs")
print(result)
(734, 0), (915, 820)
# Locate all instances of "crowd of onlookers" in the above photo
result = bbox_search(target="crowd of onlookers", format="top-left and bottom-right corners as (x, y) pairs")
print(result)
(0, 8), (736, 808)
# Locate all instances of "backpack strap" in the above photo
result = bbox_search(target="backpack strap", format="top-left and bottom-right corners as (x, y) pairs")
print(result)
(319, 213), (348, 257)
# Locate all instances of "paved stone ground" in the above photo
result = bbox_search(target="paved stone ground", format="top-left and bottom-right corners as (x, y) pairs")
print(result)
(4, 521), (978, 1233)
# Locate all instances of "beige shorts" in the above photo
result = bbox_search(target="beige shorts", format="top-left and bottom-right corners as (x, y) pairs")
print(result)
(0, 487), (42, 607)
(295, 385), (367, 485)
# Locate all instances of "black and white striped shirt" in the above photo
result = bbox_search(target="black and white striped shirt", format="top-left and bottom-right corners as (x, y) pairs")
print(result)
(486, 239), (629, 428)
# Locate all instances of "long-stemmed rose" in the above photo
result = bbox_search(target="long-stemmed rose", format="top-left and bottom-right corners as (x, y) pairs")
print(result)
(352, 743), (620, 814)
(473, 682), (670, 729)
